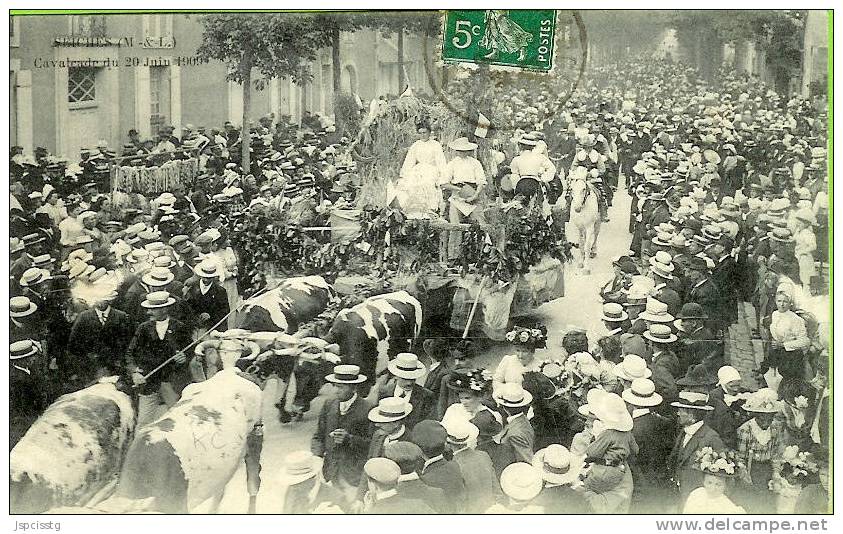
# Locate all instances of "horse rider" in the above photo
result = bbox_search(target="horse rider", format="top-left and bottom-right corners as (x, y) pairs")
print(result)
(509, 133), (557, 204)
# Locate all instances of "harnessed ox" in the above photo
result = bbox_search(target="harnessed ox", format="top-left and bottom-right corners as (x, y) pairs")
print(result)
(10, 378), (135, 514)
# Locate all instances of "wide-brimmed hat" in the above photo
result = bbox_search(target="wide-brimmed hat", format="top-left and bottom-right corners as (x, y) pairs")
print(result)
(578, 387), (610, 418)
(591, 392), (634, 431)
(387, 352), (426, 380)
(125, 249), (150, 265)
(10, 339), (40, 360)
(151, 255), (177, 270)
(10, 296), (38, 318)
(612, 255), (638, 274)
(30, 254), (53, 269)
(448, 137), (477, 151)
(445, 368), (491, 394)
(768, 227), (794, 243)
(368, 396), (413, 423)
(325, 364), (367, 384)
(671, 390), (714, 411)
(194, 259), (222, 279)
(676, 364), (718, 387)
(532, 445), (582, 485)
(613, 354), (652, 381)
(643, 324), (678, 344)
(278, 451), (323, 486)
(500, 463), (543, 502)
(742, 387), (782, 413)
(638, 298), (674, 323)
(141, 290), (176, 309)
(142, 267), (175, 287)
(517, 133), (539, 147)
(601, 302), (628, 323)
(493, 383), (533, 408)
(622, 378), (663, 407)
(651, 231), (674, 248)
(20, 267), (51, 287)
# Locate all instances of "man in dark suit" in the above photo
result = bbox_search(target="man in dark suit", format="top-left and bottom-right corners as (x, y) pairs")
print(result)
(412, 420), (467, 513)
(710, 236), (739, 327)
(384, 441), (448, 513)
(183, 259), (231, 330)
(311, 365), (372, 496)
(364, 397), (414, 460)
(491, 383), (536, 474)
(378, 353), (435, 429)
(67, 292), (132, 381)
(126, 291), (194, 428)
(623, 378), (675, 513)
(445, 420), (500, 513)
(667, 392), (725, 510)
(675, 302), (722, 372)
(421, 339), (451, 417)
(531, 444), (591, 513)
(685, 257), (723, 334)
(600, 256), (637, 304)
(644, 324), (681, 403)
(362, 458), (435, 514)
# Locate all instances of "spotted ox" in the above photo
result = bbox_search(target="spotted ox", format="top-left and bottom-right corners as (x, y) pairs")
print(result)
(10, 379), (135, 514)
(323, 290), (423, 385)
(238, 275), (335, 333)
(104, 364), (272, 514)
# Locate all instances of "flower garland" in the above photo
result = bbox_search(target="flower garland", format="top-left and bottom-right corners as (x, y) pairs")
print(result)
(694, 447), (744, 477)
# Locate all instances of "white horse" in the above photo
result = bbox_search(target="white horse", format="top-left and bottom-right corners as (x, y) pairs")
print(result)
(569, 176), (602, 274)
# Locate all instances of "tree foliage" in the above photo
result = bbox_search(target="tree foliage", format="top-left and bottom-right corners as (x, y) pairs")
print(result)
(196, 13), (329, 88)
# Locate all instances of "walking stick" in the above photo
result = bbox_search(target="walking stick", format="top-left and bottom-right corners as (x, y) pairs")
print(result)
(462, 275), (488, 339)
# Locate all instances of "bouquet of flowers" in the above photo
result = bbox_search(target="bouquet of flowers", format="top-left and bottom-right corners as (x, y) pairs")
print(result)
(770, 446), (819, 494)
(537, 358), (570, 394)
(694, 447), (744, 477)
(504, 324), (548, 348)
(562, 352), (618, 400)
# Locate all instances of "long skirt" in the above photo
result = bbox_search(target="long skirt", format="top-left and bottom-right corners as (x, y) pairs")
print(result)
(767, 346), (806, 380)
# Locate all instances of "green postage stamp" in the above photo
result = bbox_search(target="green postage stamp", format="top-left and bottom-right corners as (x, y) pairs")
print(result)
(442, 10), (557, 71)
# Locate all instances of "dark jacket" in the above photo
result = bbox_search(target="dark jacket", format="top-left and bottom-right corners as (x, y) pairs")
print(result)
(281, 480), (346, 514)
(67, 307), (133, 374)
(451, 447), (500, 513)
(533, 484), (592, 514)
(668, 423), (725, 506)
(377, 379), (435, 429)
(630, 410), (675, 511)
(420, 456), (467, 513)
(396, 475), (449, 513)
(125, 317), (193, 396)
(491, 412), (535, 474)
(367, 492), (436, 514)
(311, 396), (372, 486)
(705, 387), (750, 449)
(183, 281), (230, 330)
(422, 362), (451, 416)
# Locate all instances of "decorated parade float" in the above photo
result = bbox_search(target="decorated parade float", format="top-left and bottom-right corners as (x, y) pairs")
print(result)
(229, 93), (571, 341)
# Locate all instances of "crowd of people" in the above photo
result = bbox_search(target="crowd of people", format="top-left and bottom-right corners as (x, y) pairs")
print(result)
(8, 55), (830, 515)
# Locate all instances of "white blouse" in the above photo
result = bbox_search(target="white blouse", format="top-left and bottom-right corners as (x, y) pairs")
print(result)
(769, 310), (810, 352)
(683, 487), (746, 514)
(493, 354), (528, 392)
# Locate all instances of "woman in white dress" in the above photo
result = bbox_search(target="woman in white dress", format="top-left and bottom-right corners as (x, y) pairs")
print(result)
(766, 284), (811, 379)
(493, 325), (547, 393)
(395, 121), (446, 217)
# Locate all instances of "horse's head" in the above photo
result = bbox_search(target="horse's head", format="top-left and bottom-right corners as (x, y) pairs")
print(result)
(570, 177), (589, 212)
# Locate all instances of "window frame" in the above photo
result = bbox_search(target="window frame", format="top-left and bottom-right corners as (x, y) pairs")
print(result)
(67, 66), (98, 108)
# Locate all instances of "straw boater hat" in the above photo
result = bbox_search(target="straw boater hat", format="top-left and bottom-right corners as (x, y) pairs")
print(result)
(613, 354), (652, 381)
(643, 324), (678, 344)
(591, 392), (634, 431)
(448, 137), (477, 151)
(30, 254), (53, 269)
(670, 390), (714, 411)
(638, 298), (674, 323)
(278, 451), (323, 486)
(11, 237), (25, 255)
(601, 303), (629, 323)
(152, 255), (177, 270)
(499, 463), (544, 502)
(142, 267), (175, 287)
(325, 364), (367, 384)
(10, 339), (40, 360)
(10, 296), (38, 319)
(88, 267), (108, 284)
(493, 383), (533, 408)
(532, 444), (582, 485)
(141, 290), (176, 309)
(387, 353), (426, 380)
(125, 249), (150, 265)
(622, 378), (663, 407)
(20, 268), (51, 288)
(368, 397), (413, 423)
(194, 259), (222, 279)
(444, 419), (479, 447)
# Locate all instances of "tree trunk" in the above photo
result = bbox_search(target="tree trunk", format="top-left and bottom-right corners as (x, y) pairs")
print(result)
(397, 26), (405, 92)
(241, 52), (252, 173)
(331, 28), (342, 95)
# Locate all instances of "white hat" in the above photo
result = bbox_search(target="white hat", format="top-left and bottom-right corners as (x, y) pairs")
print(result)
(194, 259), (222, 279)
(638, 298), (674, 323)
(499, 463), (543, 502)
(742, 387), (782, 413)
(387, 352), (426, 380)
(591, 392), (634, 431)
(622, 378), (663, 407)
(493, 383), (533, 408)
(368, 397), (413, 423)
(444, 419), (479, 446)
(613, 354), (652, 381)
(364, 457), (401, 485)
(448, 137), (478, 151)
(532, 445), (582, 485)
(717, 366), (742, 386)
(325, 364), (367, 384)
(278, 451), (323, 486)
(142, 267), (175, 287)
(578, 387), (610, 417)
